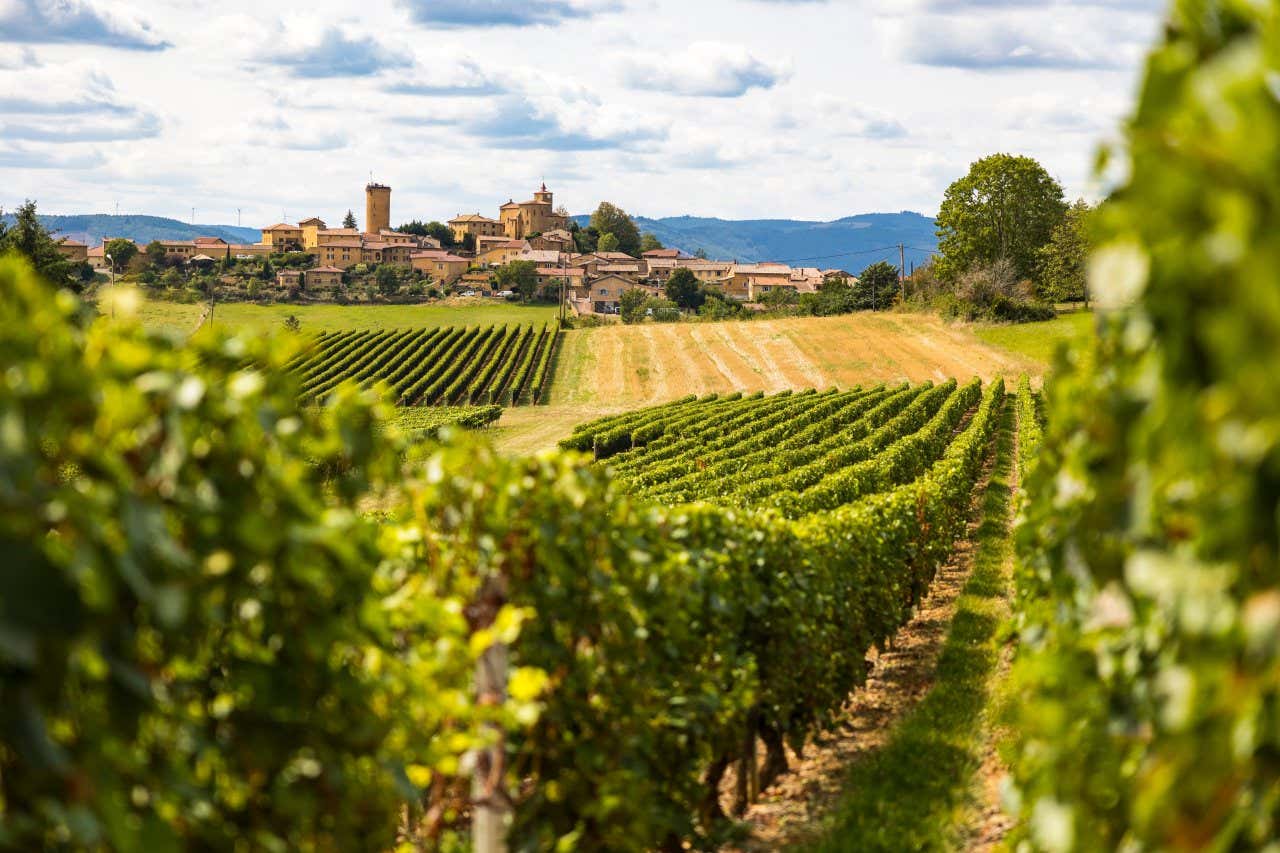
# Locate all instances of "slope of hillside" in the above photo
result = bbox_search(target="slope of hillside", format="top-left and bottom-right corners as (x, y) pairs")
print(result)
(491, 313), (1043, 454)
(1, 214), (261, 247)
(572, 211), (938, 267)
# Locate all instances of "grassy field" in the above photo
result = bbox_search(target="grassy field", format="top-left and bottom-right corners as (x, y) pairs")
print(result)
(490, 312), (1055, 454)
(973, 310), (1094, 366)
(119, 295), (558, 336)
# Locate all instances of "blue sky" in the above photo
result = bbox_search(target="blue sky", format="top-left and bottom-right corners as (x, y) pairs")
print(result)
(0, 0), (1166, 228)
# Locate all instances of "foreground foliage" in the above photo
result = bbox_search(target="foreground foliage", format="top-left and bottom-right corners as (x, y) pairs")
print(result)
(1005, 1), (1280, 849)
(0, 261), (512, 850)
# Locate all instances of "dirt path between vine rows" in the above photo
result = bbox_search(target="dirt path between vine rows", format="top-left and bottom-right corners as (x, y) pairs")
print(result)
(726, 408), (1013, 852)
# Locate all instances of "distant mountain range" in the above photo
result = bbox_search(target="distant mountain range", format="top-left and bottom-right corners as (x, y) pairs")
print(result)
(12, 211), (939, 269)
(573, 211), (939, 268)
(2, 214), (261, 248)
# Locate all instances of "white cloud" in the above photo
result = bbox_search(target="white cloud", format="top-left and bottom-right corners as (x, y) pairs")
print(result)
(617, 41), (791, 97)
(0, 0), (170, 50)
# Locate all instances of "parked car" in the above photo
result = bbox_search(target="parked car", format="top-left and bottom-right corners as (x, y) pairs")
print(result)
(461, 290), (477, 297)
(495, 290), (515, 298)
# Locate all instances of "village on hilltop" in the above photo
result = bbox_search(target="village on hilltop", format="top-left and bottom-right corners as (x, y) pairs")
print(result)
(57, 182), (853, 316)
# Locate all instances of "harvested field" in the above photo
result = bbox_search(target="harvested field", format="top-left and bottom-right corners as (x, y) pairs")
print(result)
(544, 313), (1042, 409)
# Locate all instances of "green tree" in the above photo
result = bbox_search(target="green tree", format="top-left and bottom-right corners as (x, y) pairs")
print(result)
(597, 232), (620, 254)
(375, 263), (401, 296)
(283, 313), (301, 332)
(619, 287), (648, 323)
(0, 201), (77, 289)
(664, 267), (704, 310)
(398, 220), (455, 248)
(1036, 198), (1092, 305)
(640, 233), (664, 253)
(855, 261), (901, 310)
(495, 260), (538, 301)
(573, 225), (600, 254)
(260, 258), (275, 282)
(935, 153), (1067, 282)
(694, 248), (709, 260)
(161, 267), (184, 290)
(589, 202), (641, 256)
(343, 209), (358, 229)
(104, 237), (138, 272)
(145, 240), (168, 269)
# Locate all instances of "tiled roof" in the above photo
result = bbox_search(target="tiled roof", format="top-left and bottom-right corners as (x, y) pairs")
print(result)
(450, 213), (500, 224)
(411, 251), (469, 263)
(308, 266), (344, 274)
(263, 223), (299, 231)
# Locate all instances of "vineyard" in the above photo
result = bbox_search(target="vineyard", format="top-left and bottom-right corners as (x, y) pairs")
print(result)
(5, 3), (1280, 852)
(285, 322), (561, 407)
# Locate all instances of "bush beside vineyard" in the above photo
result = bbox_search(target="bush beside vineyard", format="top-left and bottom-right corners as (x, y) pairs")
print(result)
(1004, 2), (1280, 849)
(289, 321), (561, 408)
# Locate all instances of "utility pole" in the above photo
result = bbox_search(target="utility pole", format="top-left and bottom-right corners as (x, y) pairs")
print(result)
(192, 207), (196, 225)
(237, 208), (241, 227)
(106, 254), (115, 319)
(899, 243), (907, 302)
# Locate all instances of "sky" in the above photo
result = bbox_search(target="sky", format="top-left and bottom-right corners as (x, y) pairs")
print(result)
(0, 0), (1167, 229)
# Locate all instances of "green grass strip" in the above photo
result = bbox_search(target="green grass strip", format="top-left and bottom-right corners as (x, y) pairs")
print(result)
(806, 394), (1017, 853)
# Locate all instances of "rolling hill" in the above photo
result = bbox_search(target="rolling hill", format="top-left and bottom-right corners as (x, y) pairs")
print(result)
(19, 210), (940, 270)
(572, 211), (938, 268)
(2, 213), (261, 248)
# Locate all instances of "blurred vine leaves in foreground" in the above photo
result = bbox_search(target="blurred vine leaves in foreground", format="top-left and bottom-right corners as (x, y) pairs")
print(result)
(0, 259), (540, 850)
(1007, 1), (1280, 850)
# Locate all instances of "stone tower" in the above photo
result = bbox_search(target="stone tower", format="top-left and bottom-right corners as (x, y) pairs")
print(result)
(365, 182), (391, 235)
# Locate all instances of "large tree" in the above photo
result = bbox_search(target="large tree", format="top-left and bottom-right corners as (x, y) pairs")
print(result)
(854, 261), (901, 310)
(640, 233), (664, 253)
(664, 267), (704, 310)
(596, 233), (620, 253)
(104, 238), (138, 272)
(397, 220), (455, 248)
(342, 210), (358, 230)
(589, 202), (641, 257)
(0, 201), (78, 290)
(494, 260), (538, 301)
(935, 153), (1067, 282)
(1036, 199), (1093, 305)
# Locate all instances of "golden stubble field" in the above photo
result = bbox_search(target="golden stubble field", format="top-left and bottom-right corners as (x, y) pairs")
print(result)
(490, 312), (1049, 454)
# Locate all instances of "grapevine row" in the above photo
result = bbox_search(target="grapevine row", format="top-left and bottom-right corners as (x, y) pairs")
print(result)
(286, 323), (562, 408)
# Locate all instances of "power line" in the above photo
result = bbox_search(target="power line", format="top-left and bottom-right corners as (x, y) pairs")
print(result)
(773, 243), (939, 265)
(774, 244), (902, 264)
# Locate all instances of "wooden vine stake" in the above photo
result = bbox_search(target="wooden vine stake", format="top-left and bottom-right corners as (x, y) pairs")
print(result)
(469, 575), (511, 853)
